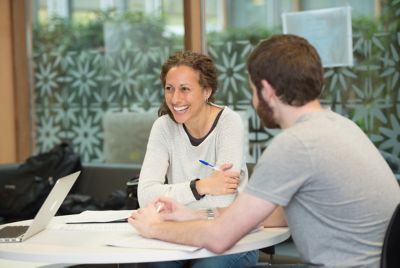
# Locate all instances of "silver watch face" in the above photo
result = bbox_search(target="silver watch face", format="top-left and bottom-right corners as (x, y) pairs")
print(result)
(206, 208), (215, 220)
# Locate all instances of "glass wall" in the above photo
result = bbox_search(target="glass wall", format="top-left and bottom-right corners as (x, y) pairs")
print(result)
(31, 0), (183, 162)
(205, 0), (400, 163)
(31, 0), (400, 165)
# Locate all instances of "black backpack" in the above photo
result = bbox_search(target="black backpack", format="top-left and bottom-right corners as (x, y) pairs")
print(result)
(0, 142), (81, 222)
(126, 175), (139, 209)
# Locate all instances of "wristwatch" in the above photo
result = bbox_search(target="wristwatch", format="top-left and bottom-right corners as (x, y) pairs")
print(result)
(190, 178), (205, 200)
(206, 208), (215, 220)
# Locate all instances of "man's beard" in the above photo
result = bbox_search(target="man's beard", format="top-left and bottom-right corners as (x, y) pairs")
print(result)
(256, 96), (280, 129)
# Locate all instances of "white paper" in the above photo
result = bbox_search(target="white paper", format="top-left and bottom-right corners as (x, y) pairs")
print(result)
(49, 222), (134, 232)
(65, 210), (133, 223)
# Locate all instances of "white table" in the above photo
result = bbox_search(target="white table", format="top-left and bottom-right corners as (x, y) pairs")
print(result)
(0, 215), (290, 266)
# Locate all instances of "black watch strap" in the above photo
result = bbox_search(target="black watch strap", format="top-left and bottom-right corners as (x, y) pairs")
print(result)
(190, 178), (205, 200)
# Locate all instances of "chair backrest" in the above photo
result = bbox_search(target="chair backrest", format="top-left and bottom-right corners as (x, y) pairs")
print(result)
(103, 111), (158, 165)
(381, 203), (400, 268)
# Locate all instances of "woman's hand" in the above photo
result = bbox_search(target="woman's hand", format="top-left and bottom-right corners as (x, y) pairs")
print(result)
(197, 163), (240, 196)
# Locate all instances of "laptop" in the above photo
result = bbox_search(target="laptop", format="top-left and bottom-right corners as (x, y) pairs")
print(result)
(0, 171), (80, 243)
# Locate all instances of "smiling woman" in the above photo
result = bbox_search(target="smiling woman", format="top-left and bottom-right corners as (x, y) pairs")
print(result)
(137, 51), (258, 268)
(139, 51), (248, 207)
(163, 65), (212, 128)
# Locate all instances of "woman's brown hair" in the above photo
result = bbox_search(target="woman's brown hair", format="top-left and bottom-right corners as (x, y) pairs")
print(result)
(158, 51), (218, 118)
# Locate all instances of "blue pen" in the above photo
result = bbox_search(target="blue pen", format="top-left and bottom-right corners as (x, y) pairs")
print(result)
(199, 160), (220, 171)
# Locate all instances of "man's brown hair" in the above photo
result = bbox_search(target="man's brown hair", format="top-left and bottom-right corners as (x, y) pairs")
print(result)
(247, 34), (324, 106)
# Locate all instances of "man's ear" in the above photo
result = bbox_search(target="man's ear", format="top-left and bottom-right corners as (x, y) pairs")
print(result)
(260, 80), (274, 102)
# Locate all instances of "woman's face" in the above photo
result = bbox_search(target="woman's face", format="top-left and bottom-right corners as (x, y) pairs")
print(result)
(164, 65), (210, 124)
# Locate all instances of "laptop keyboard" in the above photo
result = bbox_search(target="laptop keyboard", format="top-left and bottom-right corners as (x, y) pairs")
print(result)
(0, 225), (29, 238)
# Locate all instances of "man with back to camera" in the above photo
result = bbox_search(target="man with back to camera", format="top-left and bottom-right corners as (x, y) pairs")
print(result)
(128, 34), (400, 267)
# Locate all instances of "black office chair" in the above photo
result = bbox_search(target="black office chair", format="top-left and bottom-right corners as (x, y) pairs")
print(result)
(380, 203), (400, 268)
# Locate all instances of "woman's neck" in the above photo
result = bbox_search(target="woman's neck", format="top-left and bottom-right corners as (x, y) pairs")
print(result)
(184, 104), (219, 139)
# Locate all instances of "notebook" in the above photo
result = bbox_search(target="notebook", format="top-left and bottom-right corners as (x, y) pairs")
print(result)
(0, 171), (80, 243)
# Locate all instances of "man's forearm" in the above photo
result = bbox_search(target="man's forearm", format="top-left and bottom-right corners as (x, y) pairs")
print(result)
(130, 192), (278, 254)
(149, 219), (233, 253)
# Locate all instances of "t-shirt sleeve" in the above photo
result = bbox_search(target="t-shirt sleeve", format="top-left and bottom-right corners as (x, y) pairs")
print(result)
(245, 131), (313, 206)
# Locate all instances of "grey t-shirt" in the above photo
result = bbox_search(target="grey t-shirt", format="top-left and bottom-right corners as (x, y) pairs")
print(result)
(245, 110), (400, 267)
